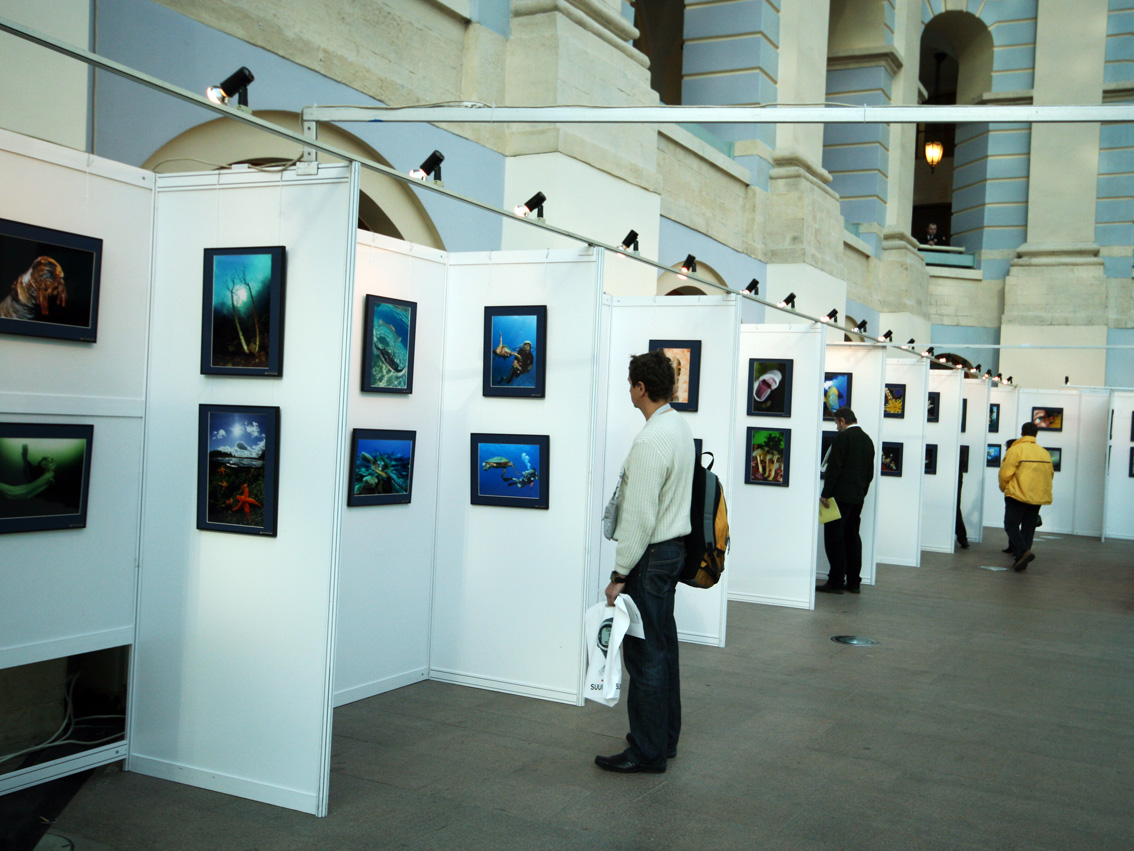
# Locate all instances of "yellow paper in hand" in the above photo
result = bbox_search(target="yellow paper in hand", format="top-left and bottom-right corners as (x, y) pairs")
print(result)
(819, 497), (841, 524)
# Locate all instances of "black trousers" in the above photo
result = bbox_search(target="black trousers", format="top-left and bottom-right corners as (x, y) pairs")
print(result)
(1004, 496), (1040, 558)
(824, 500), (864, 589)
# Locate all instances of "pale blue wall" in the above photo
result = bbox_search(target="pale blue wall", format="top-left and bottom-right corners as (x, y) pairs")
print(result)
(1106, 329), (1134, 388)
(930, 324), (1000, 375)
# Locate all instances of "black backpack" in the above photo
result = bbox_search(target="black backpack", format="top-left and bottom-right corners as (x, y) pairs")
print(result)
(680, 451), (729, 589)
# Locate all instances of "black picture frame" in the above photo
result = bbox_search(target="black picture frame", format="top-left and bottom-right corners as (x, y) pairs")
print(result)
(0, 218), (102, 342)
(745, 427), (790, 486)
(201, 246), (286, 377)
(1130, 412), (1133, 442)
(483, 306), (547, 397)
(1129, 447), (1133, 478)
(959, 445), (970, 474)
(988, 403), (1000, 434)
(961, 398), (968, 433)
(747, 359), (793, 417)
(925, 443), (938, 475)
(987, 444), (1002, 468)
(348, 429), (416, 506)
(880, 442), (903, 477)
(0, 422), (94, 534)
(883, 383), (906, 419)
(820, 430), (837, 480)
(650, 339), (702, 412)
(1048, 447), (1062, 472)
(1031, 406), (1063, 432)
(927, 391), (941, 423)
(470, 433), (549, 508)
(362, 295), (417, 393)
(197, 404), (280, 535)
(822, 372), (852, 420)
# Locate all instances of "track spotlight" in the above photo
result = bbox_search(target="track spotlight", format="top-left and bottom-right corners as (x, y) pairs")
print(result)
(409, 150), (444, 182)
(877, 329), (893, 343)
(983, 371), (992, 379)
(680, 254), (697, 274)
(618, 230), (640, 254)
(514, 192), (546, 219)
(821, 308), (838, 324)
(778, 292), (797, 309)
(996, 373), (1003, 382)
(206, 66), (254, 108)
(855, 320), (868, 334)
(904, 338), (916, 349)
(922, 346), (935, 357)
(1007, 376), (1013, 384)
(1064, 375), (1069, 385)
(744, 278), (759, 295)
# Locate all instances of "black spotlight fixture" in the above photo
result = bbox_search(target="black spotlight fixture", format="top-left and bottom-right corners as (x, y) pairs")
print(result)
(679, 254), (697, 276)
(409, 150), (444, 182)
(206, 66), (254, 108)
(1007, 376), (1013, 384)
(922, 346), (935, 357)
(996, 373), (1003, 382)
(514, 192), (546, 219)
(972, 363), (983, 375)
(1064, 375), (1070, 385)
(618, 230), (640, 254)
(822, 308), (839, 324)
(744, 278), (759, 295)
(778, 292), (797, 309)
(904, 338), (916, 349)
(855, 319), (868, 334)
(878, 329), (893, 343)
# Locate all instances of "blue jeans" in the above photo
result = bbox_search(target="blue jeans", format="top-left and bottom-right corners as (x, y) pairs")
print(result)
(621, 539), (683, 767)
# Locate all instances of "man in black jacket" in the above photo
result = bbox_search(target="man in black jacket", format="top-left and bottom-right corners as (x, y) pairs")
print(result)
(818, 407), (875, 594)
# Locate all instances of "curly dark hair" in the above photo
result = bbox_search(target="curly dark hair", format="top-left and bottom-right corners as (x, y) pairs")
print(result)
(628, 350), (677, 403)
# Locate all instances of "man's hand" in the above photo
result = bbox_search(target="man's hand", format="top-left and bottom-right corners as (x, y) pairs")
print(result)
(605, 580), (625, 607)
(820, 497), (830, 508)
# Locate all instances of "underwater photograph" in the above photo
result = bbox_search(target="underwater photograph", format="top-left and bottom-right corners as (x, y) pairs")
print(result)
(470, 433), (549, 508)
(202, 246), (285, 376)
(198, 405), (279, 535)
(0, 424), (93, 532)
(363, 295), (415, 393)
(822, 372), (852, 419)
(987, 444), (1002, 467)
(483, 306), (547, 397)
(349, 429), (415, 506)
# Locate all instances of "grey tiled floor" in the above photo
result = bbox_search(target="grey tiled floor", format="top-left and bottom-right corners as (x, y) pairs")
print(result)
(45, 532), (1134, 850)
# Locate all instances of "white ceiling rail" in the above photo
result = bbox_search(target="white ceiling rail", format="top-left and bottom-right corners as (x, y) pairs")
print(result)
(302, 103), (1134, 126)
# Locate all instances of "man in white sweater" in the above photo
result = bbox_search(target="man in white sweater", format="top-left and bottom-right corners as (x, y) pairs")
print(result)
(595, 350), (694, 774)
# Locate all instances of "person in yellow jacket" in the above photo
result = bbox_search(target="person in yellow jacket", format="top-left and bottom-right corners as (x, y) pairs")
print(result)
(998, 422), (1053, 571)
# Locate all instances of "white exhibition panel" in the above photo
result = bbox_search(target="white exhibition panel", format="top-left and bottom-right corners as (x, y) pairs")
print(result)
(132, 165), (358, 816)
(876, 356), (928, 567)
(430, 249), (603, 704)
(816, 344), (885, 586)
(599, 296), (738, 645)
(920, 369), (963, 553)
(729, 324), (825, 609)
(333, 234), (446, 705)
(959, 379), (991, 544)
(1103, 391), (1134, 540)
(982, 385), (1019, 529)
(1014, 389), (1082, 534)
(1073, 391), (1109, 537)
(0, 130), (152, 669)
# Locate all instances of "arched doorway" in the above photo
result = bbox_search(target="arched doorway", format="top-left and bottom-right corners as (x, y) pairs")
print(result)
(143, 111), (444, 249)
(656, 259), (727, 296)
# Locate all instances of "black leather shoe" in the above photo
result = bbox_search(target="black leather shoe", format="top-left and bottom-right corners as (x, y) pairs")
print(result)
(957, 536), (970, 549)
(595, 750), (666, 773)
(845, 586), (861, 594)
(1002, 546), (1013, 553)
(626, 733), (676, 760)
(816, 583), (844, 594)
(1013, 550), (1035, 572)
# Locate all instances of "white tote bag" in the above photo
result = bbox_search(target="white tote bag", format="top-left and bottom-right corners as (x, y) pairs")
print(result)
(583, 595), (644, 706)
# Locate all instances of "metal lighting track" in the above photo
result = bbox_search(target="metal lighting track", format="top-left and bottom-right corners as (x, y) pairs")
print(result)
(303, 103), (1134, 125)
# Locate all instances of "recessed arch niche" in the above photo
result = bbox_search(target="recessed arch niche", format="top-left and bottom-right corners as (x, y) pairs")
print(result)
(657, 258), (727, 296)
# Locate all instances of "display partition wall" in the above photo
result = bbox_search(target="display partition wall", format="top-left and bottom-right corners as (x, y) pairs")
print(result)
(816, 344), (886, 587)
(920, 369), (964, 553)
(876, 355), (929, 567)
(1072, 390), (1111, 538)
(729, 324), (826, 608)
(1103, 390), (1134, 541)
(959, 378), (991, 544)
(133, 163), (361, 815)
(983, 384), (1019, 529)
(0, 131), (153, 793)
(599, 295), (739, 644)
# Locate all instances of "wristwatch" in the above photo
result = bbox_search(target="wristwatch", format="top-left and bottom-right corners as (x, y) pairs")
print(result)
(610, 571), (628, 584)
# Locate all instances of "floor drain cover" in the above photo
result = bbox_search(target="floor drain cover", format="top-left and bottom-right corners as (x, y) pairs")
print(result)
(831, 635), (880, 646)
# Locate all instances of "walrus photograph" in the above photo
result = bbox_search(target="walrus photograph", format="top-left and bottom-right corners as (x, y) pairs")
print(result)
(0, 218), (102, 342)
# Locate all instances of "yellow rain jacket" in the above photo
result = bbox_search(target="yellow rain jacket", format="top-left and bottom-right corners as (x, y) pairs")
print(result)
(998, 435), (1053, 505)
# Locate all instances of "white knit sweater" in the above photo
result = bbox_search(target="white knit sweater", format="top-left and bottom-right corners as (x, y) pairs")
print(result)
(614, 406), (695, 573)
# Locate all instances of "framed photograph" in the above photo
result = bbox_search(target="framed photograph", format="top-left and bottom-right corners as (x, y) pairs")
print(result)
(0, 218), (102, 342)
(1031, 407), (1063, 432)
(820, 430), (837, 480)
(883, 384), (906, 419)
(745, 427), (790, 486)
(1129, 447), (1133, 478)
(348, 429), (415, 506)
(747, 359), (793, 417)
(484, 306), (547, 397)
(201, 246), (286, 376)
(0, 423), (94, 534)
(925, 443), (938, 475)
(650, 339), (702, 411)
(988, 403), (1000, 434)
(362, 295), (416, 393)
(961, 398), (968, 433)
(959, 445), (970, 474)
(197, 405), (280, 535)
(880, 442), (903, 477)
(1048, 447), (1062, 473)
(1130, 412), (1133, 441)
(822, 372), (852, 420)
(987, 444), (1002, 468)
(470, 433), (548, 509)
(927, 391), (941, 423)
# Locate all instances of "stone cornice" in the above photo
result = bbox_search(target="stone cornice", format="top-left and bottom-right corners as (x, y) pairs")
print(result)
(979, 89), (1034, 106)
(512, 0), (647, 67)
(1013, 242), (1103, 265)
(1103, 82), (1134, 104)
(826, 45), (904, 77)
(769, 148), (837, 199)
